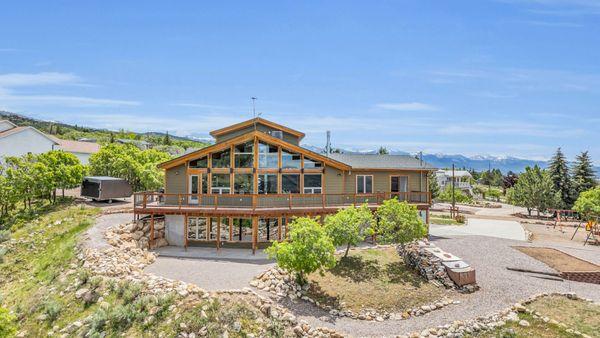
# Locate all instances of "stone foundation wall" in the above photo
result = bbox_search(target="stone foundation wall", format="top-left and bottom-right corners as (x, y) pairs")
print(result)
(398, 239), (478, 293)
(130, 217), (168, 249)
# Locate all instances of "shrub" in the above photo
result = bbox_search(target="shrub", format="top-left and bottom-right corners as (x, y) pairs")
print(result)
(77, 268), (90, 285)
(108, 304), (136, 330)
(438, 185), (473, 203)
(265, 217), (336, 285)
(87, 308), (108, 335)
(0, 230), (10, 244)
(573, 187), (600, 219)
(0, 247), (6, 264)
(324, 204), (374, 258)
(43, 299), (62, 322)
(375, 198), (427, 245)
(89, 276), (103, 290)
(122, 282), (142, 303)
(0, 307), (17, 338)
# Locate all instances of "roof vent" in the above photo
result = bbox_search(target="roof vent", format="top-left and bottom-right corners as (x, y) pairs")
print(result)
(271, 130), (283, 140)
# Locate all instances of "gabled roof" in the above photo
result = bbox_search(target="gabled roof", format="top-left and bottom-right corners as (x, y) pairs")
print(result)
(159, 130), (350, 170)
(0, 125), (60, 144)
(0, 120), (17, 129)
(209, 117), (305, 140)
(328, 153), (436, 170)
(56, 139), (101, 154)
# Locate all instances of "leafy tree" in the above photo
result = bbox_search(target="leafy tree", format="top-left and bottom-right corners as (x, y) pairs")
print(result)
(324, 204), (374, 258)
(375, 199), (427, 245)
(377, 146), (389, 155)
(573, 187), (600, 220)
(38, 151), (85, 199)
(480, 168), (503, 187)
(428, 171), (440, 200)
(437, 185), (472, 203)
(508, 165), (560, 216)
(89, 144), (170, 191)
(163, 131), (172, 146)
(265, 217), (336, 285)
(572, 151), (596, 198)
(5, 154), (38, 209)
(548, 147), (574, 208)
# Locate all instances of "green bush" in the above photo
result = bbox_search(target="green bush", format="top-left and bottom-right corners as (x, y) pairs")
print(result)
(108, 304), (137, 330)
(375, 198), (427, 245)
(0, 230), (10, 244)
(0, 247), (6, 264)
(0, 307), (17, 337)
(122, 282), (142, 303)
(574, 187), (600, 219)
(438, 185), (473, 203)
(265, 217), (336, 285)
(43, 299), (62, 322)
(87, 308), (108, 336)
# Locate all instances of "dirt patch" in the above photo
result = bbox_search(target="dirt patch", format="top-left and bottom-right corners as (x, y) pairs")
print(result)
(514, 246), (600, 272)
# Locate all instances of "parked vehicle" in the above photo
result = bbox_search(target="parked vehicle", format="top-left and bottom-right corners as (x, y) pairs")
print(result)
(81, 176), (132, 202)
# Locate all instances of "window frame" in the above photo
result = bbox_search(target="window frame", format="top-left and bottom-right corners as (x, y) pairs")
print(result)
(356, 175), (374, 194)
(281, 173), (300, 194)
(303, 174), (322, 194)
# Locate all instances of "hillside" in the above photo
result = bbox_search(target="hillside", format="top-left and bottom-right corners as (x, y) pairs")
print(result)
(0, 111), (211, 151)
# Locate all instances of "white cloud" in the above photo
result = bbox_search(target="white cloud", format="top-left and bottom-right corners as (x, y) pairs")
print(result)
(374, 102), (438, 111)
(0, 72), (80, 87)
(0, 72), (140, 108)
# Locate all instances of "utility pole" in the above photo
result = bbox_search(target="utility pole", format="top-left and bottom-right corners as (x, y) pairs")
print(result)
(451, 163), (456, 213)
(488, 161), (491, 194)
(251, 97), (258, 131)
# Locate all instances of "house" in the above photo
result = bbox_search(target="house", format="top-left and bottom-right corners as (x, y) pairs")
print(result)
(134, 118), (435, 252)
(0, 120), (100, 164)
(0, 120), (59, 162)
(435, 169), (473, 194)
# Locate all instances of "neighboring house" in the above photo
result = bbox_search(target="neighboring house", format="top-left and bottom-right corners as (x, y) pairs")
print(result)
(435, 169), (473, 194)
(51, 138), (100, 164)
(117, 138), (152, 150)
(0, 120), (59, 162)
(134, 117), (435, 252)
(0, 120), (100, 165)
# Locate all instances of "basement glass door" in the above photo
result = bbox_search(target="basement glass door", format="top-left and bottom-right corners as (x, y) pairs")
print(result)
(189, 175), (199, 204)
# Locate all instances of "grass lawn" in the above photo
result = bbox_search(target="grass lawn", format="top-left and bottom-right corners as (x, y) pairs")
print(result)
(430, 213), (465, 225)
(471, 296), (600, 338)
(306, 247), (449, 313)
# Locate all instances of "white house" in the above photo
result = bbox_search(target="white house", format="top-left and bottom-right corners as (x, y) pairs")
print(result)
(0, 120), (100, 164)
(435, 169), (473, 194)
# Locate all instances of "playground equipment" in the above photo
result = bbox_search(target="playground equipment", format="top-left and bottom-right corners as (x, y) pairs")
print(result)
(570, 215), (599, 246)
(551, 209), (580, 233)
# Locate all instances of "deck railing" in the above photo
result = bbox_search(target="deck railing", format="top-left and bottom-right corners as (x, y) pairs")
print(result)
(134, 191), (430, 211)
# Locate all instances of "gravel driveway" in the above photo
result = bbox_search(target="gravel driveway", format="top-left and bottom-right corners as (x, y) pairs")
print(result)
(431, 219), (527, 241)
(82, 212), (133, 250)
(282, 235), (600, 337)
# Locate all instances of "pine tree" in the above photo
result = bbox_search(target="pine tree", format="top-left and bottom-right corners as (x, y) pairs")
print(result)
(572, 151), (596, 196)
(428, 171), (440, 200)
(164, 131), (172, 146)
(109, 132), (115, 143)
(378, 146), (388, 155)
(548, 147), (574, 208)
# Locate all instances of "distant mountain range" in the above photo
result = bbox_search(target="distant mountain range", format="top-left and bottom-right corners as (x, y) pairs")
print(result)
(303, 145), (600, 174)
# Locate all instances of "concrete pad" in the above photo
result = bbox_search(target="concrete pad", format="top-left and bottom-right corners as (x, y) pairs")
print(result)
(153, 246), (272, 263)
(431, 218), (527, 241)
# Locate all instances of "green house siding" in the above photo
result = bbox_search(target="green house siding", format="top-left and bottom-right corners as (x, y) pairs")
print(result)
(215, 124), (300, 145)
(324, 166), (345, 194)
(165, 164), (186, 204)
(343, 170), (427, 193)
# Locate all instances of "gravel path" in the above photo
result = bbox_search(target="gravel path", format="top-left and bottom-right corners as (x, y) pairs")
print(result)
(280, 235), (600, 337)
(431, 219), (526, 241)
(81, 212), (133, 250)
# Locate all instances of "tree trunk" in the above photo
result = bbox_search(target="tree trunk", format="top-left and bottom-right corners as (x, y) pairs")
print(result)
(527, 208), (532, 216)
(344, 243), (351, 258)
(62, 188), (65, 198)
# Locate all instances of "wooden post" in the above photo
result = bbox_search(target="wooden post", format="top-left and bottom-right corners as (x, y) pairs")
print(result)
(216, 216), (221, 250)
(143, 193), (147, 208)
(252, 216), (258, 254)
(278, 216), (282, 241)
(184, 214), (188, 250)
(289, 193), (293, 209)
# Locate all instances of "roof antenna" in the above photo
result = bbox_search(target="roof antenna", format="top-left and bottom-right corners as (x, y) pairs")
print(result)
(326, 130), (331, 157)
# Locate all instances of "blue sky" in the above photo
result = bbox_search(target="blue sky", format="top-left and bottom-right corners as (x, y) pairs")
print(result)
(1, 1), (599, 162)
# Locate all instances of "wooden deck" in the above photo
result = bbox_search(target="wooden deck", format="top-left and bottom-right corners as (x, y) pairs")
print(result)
(134, 191), (431, 217)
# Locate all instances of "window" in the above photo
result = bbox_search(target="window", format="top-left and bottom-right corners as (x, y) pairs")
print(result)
(258, 142), (278, 168)
(303, 174), (322, 194)
(303, 157), (322, 169)
(391, 176), (408, 193)
(357, 175), (373, 194)
(232, 218), (253, 242)
(234, 174), (253, 194)
(189, 156), (207, 168)
(189, 175), (199, 203)
(282, 174), (300, 193)
(281, 150), (301, 169)
(211, 174), (231, 194)
(187, 217), (207, 240)
(211, 149), (231, 168)
(258, 173), (278, 194)
(234, 142), (254, 168)
(202, 174), (208, 194)
(258, 218), (279, 242)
